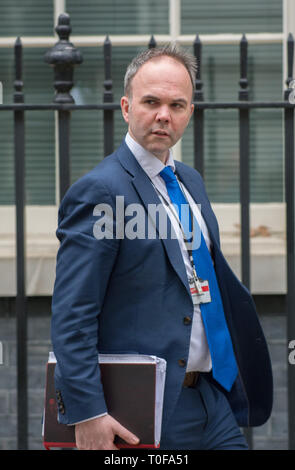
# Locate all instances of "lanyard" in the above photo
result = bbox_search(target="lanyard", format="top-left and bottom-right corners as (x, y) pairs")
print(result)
(149, 173), (201, 283)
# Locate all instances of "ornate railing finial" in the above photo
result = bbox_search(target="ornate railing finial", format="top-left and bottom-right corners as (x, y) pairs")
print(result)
(44, 13), (83, 103)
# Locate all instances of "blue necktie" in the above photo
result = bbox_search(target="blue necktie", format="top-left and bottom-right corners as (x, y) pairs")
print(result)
(160, 166), (238, 392)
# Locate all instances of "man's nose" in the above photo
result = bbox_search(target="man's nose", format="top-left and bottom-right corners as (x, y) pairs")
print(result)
(155, 105), (171, 122)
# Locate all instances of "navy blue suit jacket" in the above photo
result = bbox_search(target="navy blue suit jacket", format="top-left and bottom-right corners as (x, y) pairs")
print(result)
(51, 141), (273, 429)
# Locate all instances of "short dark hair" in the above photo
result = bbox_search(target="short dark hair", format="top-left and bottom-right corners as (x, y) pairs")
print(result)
(124, 43), (197, 98)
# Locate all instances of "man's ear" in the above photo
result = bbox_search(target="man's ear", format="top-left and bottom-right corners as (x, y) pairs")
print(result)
(121, 96), (130, 124)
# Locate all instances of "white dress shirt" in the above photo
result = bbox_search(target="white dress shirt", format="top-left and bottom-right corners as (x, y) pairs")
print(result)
(125, 132), (212, 373)
(72, 133), (212, 425)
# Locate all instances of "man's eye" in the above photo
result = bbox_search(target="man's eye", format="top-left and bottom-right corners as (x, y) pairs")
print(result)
(145, 100), (156, 105)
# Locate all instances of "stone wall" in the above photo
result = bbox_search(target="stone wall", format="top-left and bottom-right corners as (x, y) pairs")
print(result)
(0, 296), (289, 450)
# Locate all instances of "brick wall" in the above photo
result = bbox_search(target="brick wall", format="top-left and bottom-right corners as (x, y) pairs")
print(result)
(253, 314), (288, 449)
(0, 297), (289, 450)
(0, 299), (52, 450)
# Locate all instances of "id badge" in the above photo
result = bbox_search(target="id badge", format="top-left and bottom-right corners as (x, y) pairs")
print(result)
(189, 278), (212, 305)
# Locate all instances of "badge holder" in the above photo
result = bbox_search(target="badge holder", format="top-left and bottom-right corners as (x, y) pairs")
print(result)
(189, 266), (211, 305)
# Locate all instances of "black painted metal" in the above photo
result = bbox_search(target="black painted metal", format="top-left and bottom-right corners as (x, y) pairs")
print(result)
(193, 34), (204, 177)
(45, 13), (83, 202)
(284, 33), (295, 451)
(1, 101), (295, 111)
(239, 34), (250, 292)
(13, 37), (28, 450)
(238, 34), (252, 450)
(103, 36), (114, 157)
(0, 13), (294, 449)
(148, 35), (157, 49)
(57, 110), (71, 201)
(44, 13), (83, 105)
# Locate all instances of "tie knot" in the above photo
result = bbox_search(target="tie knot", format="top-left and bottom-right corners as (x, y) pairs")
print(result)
(159, 166), (177, 185)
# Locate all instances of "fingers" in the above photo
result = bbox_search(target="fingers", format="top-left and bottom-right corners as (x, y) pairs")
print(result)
(74, 414), (139, 450)
(112, 420), (140, 446)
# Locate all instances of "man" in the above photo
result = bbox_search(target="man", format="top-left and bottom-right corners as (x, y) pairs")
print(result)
(51, 44), (273, 450)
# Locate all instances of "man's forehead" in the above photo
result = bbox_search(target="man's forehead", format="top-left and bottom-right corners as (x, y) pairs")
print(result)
(131, 56), (192, 93)
(137, 56), (188, 78)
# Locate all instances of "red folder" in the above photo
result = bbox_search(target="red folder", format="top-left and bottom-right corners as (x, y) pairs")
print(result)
(42, 353), (166, 450)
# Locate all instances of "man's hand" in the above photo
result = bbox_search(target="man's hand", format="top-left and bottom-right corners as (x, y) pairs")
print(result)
(75, 414), (140, 450)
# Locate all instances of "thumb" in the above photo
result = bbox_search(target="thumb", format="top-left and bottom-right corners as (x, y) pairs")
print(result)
(113, 421), (140, 446)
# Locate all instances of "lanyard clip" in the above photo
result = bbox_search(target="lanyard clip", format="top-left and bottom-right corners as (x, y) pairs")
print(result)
(191, 267), (203, 295)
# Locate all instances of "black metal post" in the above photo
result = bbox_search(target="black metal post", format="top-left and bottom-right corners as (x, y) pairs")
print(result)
(45, 13), (83, 201)
(57, 110), (71, 201)
(284, 33), (295, 450)
(103, 36), (114, 157)
(14, 37), (28, 450)
(239, 34), (252, 450)
(239, 34), (250, 289)
(193, 35), (204, 177)
(148, 35), (157, 49)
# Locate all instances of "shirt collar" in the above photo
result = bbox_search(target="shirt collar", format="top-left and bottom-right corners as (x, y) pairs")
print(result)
(125, 132), (175, 179)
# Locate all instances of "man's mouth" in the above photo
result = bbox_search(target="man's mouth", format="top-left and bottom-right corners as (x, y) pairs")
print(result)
(152, 130), (169, 137)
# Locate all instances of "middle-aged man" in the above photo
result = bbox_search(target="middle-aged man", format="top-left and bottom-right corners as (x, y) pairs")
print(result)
(51, 44), (273, 450)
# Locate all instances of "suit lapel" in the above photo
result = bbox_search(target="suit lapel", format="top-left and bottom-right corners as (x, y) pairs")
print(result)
(117, 142), (191, 297)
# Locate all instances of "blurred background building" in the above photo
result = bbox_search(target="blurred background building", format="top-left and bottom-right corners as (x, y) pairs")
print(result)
(0, 0), (292, 450)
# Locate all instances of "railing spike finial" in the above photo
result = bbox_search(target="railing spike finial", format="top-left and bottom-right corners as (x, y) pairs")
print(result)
(148, 35), (157, 49)
(239, 34), (249, 101)
(14, 37), (24, 104)
(103, 35), (114, 157)
(44, 13), (83, 103)
(193, 34), (203, 102)
(286, 33), (294, 89)
(55, 12), (72, 41)
(103, 35), (113, 94)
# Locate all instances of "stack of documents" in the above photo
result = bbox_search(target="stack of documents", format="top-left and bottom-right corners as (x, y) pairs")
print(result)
(43, 352), (167, 449)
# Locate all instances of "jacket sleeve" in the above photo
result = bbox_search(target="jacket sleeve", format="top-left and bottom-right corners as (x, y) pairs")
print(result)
(51, 176), (119, 424)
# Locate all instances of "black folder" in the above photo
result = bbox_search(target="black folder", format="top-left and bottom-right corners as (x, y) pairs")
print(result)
(42, 353), (166, 449)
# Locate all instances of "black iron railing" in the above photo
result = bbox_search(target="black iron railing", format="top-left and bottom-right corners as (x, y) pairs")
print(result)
(0, 13), (294, 450)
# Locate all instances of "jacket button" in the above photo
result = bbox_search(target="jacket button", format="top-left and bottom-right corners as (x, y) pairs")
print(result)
(178, 359), (186, 367)
(183, 316), (192, 325)
(58, 404), (65, 414)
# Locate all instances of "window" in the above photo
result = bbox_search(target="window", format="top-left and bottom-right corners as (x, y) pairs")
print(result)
(0, 1), (55, 204)
(0, 0), (284, 204)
